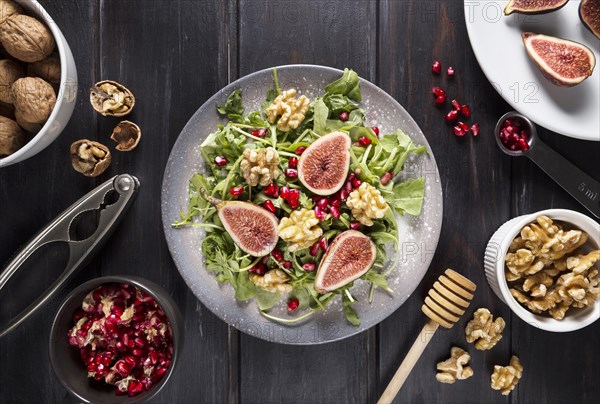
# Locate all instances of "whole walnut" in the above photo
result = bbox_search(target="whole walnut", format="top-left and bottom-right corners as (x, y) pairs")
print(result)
(0, 14), (55, 62)
(27, 53), (61, 86)
(11, 77), (56, 123)
(0, 59), (24, 103)
(15, 108), (41, 133)
(0, 0), (22, 25)
(0, 115), (25, 156)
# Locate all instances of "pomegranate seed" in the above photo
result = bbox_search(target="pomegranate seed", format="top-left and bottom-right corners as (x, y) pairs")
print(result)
(287, 298), (300, 312)
(287, 189), (300, 209)
(458, 121), (470, 132)
(460, 105), (471, 118)
(447, 66), (455, 77)
(451, 99), (460, 111)
(271, 249), (283, 261)
(250, 262), (267, 275)
(317, 198), (328, 210)
(214, 155), (227, 166)
(432, 87), (446, 97)
(371, 127), (379, 136)
(314, 205), (327, 221)
(263, 184), (279, 198)
(453, 126), (466, 137)
(432, 60), (442, 74)
(295, 146), (306, 155)
(251, 130), (260, 137)
(309, 243), (320, 256)
(330, 199), (341, 207)
(280, 186), (290, 200)
(285, 168), (298, 179)
(519, 138), (530, 150)
(380, 172), (394, 185)
(434, 95), (446, 105)
(471, 123), (480, 137)
(257, 128), (268, 138)
(319, 237), (328, 252)
(345, 181), (353, 193)
(339, 111), (349, 122)
(498, 118), (530, 151)
(352, 179), (362, 188)
(339, 189), (349, 202)
(330, 206), (341, 219)
(128, 380), (144, 397)
(302, 262), (316, 271)
(262, 200), (277, 214)
(132, 348), (144, 356)
(347, 172), (356, 181)
(288, 157), (298, 169)
(358, 136), (371, 147)
(229, 186), (244, 197)
(282, 260), (292, 269)
(350, 221), (361, 230)
(445, 110), (459, 122)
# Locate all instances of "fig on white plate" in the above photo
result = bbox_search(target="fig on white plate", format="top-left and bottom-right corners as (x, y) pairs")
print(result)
(504, 0), (569, 15)
(580, 0), (600, 39)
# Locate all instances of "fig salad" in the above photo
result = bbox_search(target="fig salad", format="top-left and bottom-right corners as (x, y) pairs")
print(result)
(174, 68), (427, 326)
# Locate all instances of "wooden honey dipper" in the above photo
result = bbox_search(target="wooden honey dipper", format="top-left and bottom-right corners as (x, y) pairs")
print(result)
(378, 269), (476, 404)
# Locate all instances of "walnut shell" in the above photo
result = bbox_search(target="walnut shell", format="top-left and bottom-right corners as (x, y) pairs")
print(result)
(110, 120), (141, 151)
(15, 108), (41, 133)
(27, 53), (61, 86)
(0, 58), (24, 103)
(70, 139), (111, 177)
(90, 80), (135, 117)
(0, 0), (22, 25)
(0, 14), (55, 62)
(0, 115), (26, 157)
(11, 77), (56, 123)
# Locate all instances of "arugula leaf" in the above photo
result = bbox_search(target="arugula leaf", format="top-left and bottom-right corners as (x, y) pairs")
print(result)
(313, 99), (328, 134)
(216, 89), (244, 119)
(392, 130), (428, 175)
(255, 289), (280, 310)
(324, 68), (362, 102)
(235, 271), (257, 301)
(342, 297), (361, 326)
(389, 178), (425, 216)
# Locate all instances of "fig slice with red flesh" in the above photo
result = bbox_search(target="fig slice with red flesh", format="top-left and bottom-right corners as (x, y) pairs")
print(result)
(314, 230), (376, 293)
(504, 0), (569, 15)
(580, 0), (600, 39)
(522, 32), (596, 87)
(298, 131), (351, 196)
(208, 197), (279, 257)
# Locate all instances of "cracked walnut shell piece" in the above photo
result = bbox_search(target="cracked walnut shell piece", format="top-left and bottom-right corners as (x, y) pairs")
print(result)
(491, 356), (523, 395)
(465, 308), (505, 350)
(70, 140), (111, 177)
(266, 89), (309, 132)
(111, 121), (141, 151)
(90, 80), (135, 117)
(436, 346), (473, 384)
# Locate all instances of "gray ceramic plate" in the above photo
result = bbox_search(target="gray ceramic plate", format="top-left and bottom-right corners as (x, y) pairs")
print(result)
(161, 65), (443, 345)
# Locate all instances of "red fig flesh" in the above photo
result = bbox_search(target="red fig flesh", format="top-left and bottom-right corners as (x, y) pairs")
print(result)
(314, 230), (376, 293)
(580, 0), (600, 39)
(504, 0), (569, 15)
(298, 131), (351, 196)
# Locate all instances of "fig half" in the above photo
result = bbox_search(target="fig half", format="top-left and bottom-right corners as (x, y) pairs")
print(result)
(504, 0), (569, 15)
(314, 230), (376, 293)
(522, 32), (596, 87)
(207, 196), (279, 257)
(298, 131), (351, 196)
(580, 0), (600, 39)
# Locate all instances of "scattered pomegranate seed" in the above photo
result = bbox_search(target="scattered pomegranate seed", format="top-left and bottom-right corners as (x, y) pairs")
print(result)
(445, 110), (459, 122)
(458, 121), (470, 133)
(432, 60), (442, 74)
(262, 200), (277, 214)
(257, 128), (268, 138)
(447, 66), (455, 77)
(317, 198), (328, 210)
(330, 206), (341, 219)
(434, 95), (446, 105)
(214, 155), (227, 166)
(263, 184), (279, 198)
(339, 189), (349, 202)
(371, 127), (379, 136)
(453, 126), (466, 137)
(345, 181), (353, 193)
(347, 172), (356, 181)
(319, 237), (328, 252)
(229, 186), (244, 197)
(271, 249), (283, 261)
(358, 136), (372, 147)
(250, 262), (267, 275)
(433, 87), (446, 97)
(287, 298), (300, 312)
(309, 243), (320, 256)
(471, 123), (480, 137)
(280, 186), (290, 200)
(314, 205), (327, 221)
(352, 178), (362, 188)
(460, 105), (471, 118)
(282, 260), (292, 269)
(350, 221), (361, 230)
(288, 157), (298, 169)
(302, 262), (316, 271)
(285, 168), (298, 179)
(287, 189), (300, 209)
(339, 111), (349, 122)
(380, 172), (394, 185)
(294, 146), (306, 155)
(330, 199), (341, 207)
(451, 99), (460, 111)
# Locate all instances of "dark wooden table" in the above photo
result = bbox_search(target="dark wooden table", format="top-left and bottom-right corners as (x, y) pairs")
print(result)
(1, 1), (599, 403)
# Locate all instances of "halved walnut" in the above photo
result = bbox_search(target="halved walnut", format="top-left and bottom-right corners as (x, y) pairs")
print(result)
(110, 120), (141, 151)
(70, 139), (111, 177)
(436, 346), (473, 384)
(90, 80), (135, 117)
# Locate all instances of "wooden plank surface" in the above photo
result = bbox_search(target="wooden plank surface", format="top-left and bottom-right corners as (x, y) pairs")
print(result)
(0, 1), (599, 403)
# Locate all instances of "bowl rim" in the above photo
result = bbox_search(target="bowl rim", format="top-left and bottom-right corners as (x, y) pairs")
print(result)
(495, 209), (600, 332)
(0, 0), (74, 165)
(49, 275), (183, 403)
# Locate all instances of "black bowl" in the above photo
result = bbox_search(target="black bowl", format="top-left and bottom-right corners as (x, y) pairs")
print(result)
(49, 276), (183, 403)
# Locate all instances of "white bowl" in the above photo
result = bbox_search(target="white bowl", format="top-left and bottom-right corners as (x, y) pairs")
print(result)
(0, 0), (78, 167)
(484, 209), (600, 332)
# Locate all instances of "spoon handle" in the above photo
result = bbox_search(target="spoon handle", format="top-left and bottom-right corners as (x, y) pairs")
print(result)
(526, 141), (600, 219)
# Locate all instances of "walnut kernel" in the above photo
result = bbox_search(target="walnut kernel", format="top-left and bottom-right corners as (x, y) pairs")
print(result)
(465, 308), (505, 350)
(11, 77), (56, 123)
(266, 89), (310, 132)
(249, 269), (292, 294)
(435, 346), (473, 384)
(240, 147), (280, 187)
(70, 139), (111, 177)
(278, 208), (323, 252)
(346, 182), (389, 226)
(110, 120), (141, 151)
(0, 14), (55, 62)
(0, 115), (25, 156)
(491, 356), (523, 395)
(0, 59), (24, 103)
(90, 80), (135, 117)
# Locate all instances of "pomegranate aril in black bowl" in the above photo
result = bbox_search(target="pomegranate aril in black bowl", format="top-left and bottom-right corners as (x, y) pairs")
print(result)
(50, 276), (182, 404)
(498, 117), (530, 151)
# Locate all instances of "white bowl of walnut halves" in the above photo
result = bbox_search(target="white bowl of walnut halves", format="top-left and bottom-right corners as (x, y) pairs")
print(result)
(0, 0), (77, 167)
(485, 209), (600, 332)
